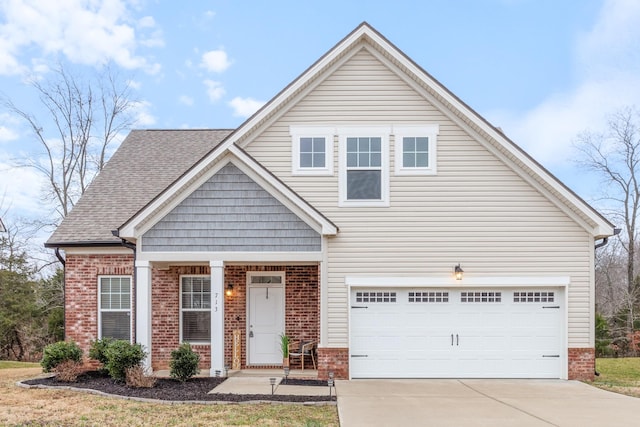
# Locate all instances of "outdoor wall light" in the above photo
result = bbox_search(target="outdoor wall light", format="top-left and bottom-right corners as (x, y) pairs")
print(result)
(226, 283), (234, 297)
(454, 264), (464, 280)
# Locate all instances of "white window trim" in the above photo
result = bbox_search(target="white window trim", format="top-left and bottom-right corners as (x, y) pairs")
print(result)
(97, 275), (133, 342)
(290, 125), (335, 175)
(394, 124), (439, 175)
(179, 274), (212, 345)
(338, 126), (390, 207)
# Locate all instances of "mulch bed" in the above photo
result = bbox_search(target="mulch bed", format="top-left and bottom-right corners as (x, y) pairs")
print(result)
(22, 371), (336, 403)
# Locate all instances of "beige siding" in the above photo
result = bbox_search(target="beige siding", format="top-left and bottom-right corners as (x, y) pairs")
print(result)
(244, 48), (593, 348)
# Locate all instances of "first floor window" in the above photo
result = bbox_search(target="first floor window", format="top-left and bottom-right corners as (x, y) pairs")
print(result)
(181, 276), (211, 342)
(99, 276), (131, 341)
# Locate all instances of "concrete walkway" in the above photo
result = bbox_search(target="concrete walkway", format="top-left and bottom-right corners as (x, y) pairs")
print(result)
(210, 376), (333, 397)
(336, 379), (640, 426)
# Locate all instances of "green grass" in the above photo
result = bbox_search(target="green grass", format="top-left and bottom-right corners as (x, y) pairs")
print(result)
(0, 360), (40, 369)
(594, 357), (640, 387)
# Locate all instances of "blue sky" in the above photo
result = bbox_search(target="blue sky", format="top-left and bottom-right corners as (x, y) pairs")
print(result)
(1, 0), (639, 226)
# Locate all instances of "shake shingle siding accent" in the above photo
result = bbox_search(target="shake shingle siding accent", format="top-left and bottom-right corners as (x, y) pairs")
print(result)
(141, 163), (321, 252)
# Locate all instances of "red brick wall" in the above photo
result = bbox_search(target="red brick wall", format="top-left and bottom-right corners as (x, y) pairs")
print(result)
(317, 348), (349, 380)
(568, 347), (595, 381)
(151, 266), (211, 370)
(64, 253), (134, 364)
(224, 265), (319, 369)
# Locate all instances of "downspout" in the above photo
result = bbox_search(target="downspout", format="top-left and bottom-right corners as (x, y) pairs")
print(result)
(593, 227), (622, 376)
(54, 248), (66, 341)
(112, 230), (137, 343)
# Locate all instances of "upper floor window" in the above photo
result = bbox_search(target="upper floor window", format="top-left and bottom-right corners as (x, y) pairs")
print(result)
(339, 126), (390, 207)
(290, 126), (334, 175)
(99, 276), (132, 341)
(180, 275), (211, 343)
(394, 125), (439, 175)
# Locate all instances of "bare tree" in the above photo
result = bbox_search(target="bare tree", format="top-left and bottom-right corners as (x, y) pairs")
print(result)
(575, 107), (640, 295)
(2, 63), (137, 224)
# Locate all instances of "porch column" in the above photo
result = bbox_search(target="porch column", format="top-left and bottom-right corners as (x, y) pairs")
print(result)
(135, 260), (152, 372)
(210, 260), (224, 375)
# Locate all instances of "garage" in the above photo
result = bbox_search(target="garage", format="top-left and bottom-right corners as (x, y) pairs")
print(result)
(349, 288), (564, 379)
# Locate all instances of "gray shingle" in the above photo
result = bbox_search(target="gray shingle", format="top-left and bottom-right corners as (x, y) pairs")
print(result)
(46, 129), (233, 246)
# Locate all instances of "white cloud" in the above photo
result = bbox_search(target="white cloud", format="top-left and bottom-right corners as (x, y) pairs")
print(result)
(229, 97), (265, 118)
(0, 153), (49, 219)
(489, 0), (640, 169)
(200, 49), (231, 73)
(204, 79), (225, 102)
(130, 100), (156, 126)
(0, 126), (18, 143)
(179, 95), (194, 106)
(0, 0), (163, 75)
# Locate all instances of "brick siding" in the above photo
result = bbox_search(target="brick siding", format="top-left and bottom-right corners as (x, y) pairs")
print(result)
(568, 347), (595, 381)
(317, 348), (349, 379)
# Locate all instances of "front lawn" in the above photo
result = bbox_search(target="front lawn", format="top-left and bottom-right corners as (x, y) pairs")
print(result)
(0, 362), (339, 426)
(593, 357), (640, 397)
(0, 360), (40, 369)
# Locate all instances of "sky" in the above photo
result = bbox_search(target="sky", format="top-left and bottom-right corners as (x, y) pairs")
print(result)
(1, 0), (639, 231)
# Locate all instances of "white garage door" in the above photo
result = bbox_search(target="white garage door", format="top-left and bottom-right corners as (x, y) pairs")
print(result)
(350, 288), (563, 378)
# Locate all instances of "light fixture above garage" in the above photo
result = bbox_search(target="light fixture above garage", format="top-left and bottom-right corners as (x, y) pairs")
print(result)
(454, 264), (464, 280)
(226, 283), (234, 297)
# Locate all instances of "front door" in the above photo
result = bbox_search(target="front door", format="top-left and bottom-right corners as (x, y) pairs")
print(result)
(247, 279), (285, 365)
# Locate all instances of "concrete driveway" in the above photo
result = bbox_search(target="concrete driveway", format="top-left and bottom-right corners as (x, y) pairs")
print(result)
(336, 379), (640, 426)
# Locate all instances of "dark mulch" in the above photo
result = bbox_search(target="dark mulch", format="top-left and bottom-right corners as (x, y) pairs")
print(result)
(22, 371), (336, 403)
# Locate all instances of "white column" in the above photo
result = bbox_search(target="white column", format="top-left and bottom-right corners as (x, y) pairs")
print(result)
(135, 260), (152, 372)
(210, 260), (224, 376)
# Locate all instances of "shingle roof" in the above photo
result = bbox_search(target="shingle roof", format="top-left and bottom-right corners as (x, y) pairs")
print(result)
(46, 129), (233, 246)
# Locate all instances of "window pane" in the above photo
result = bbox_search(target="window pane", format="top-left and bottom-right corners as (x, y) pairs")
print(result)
(416, 152), (429, 167)
(182, 293), (192, 309)
(358, 153), (369, 167)
(101, 292), (111, 309)
(313, 152), (325, 167)
(300, 153), (313, 167)
(101, 312), (130, 341)
(404, 153), (415, 168)
(347, 170), (381, 199)
(347, 152), (358, 167)
(416, 137), (429, 151)
(370, 153), (381, 167)
(300, 137), (313, 152)
(358, 138), (369, 152)
(183, 311), (211, 341)
(347, 137), (358, 152)
(370, 137), (381, 152)
(312, 137), (325, 152)
(403, 137), (416, 152)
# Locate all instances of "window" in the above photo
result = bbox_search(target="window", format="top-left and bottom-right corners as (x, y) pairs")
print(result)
(181, 275), (211, 343)
(290, 126), (334, 175)
(99, 276), (131, 341)
(408, 291), (449, 303)
(460, 291), (502, 303)
(339, 127), (389, 206)
(355, 291), (396, 303)
(514, 291), (555, 303)
(394, 125), (439, 175)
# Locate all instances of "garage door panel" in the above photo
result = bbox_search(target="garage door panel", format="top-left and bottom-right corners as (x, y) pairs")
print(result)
(350, 288), (563, 379)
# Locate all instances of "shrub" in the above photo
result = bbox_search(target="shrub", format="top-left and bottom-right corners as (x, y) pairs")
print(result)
(54, 360), (84, 382)
(170, 343), (200, 382)
(103, 340), (146, 381)
(125, 365), (156, 388)
(89, 337), (115, 372)
(41, 341), (83, 373)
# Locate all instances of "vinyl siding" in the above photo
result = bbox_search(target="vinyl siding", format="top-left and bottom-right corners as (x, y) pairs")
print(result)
(141, 163), (321, 252)
(243, 48), (593, 348)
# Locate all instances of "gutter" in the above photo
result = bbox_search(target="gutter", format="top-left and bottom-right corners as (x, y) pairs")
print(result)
(593, 227), (622, 377)
(112, 230), (137, 343)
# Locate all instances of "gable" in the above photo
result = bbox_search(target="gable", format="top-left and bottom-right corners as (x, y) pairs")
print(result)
(140, 163), (321, 252)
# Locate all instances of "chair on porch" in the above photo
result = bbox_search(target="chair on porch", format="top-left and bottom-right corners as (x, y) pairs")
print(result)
(289, 340), (317, 371)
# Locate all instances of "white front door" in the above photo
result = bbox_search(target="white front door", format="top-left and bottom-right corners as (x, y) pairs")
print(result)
(248, 284), (284, 365)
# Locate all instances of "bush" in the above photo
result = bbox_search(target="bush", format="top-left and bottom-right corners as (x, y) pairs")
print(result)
(89, 337), (115, 371)
(41, 341), (83, 373)
(54, 360), (84, 382)
(170, 343), (200, 382)
(103, 340), (146, 381)
(125, 365), (156, 388)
